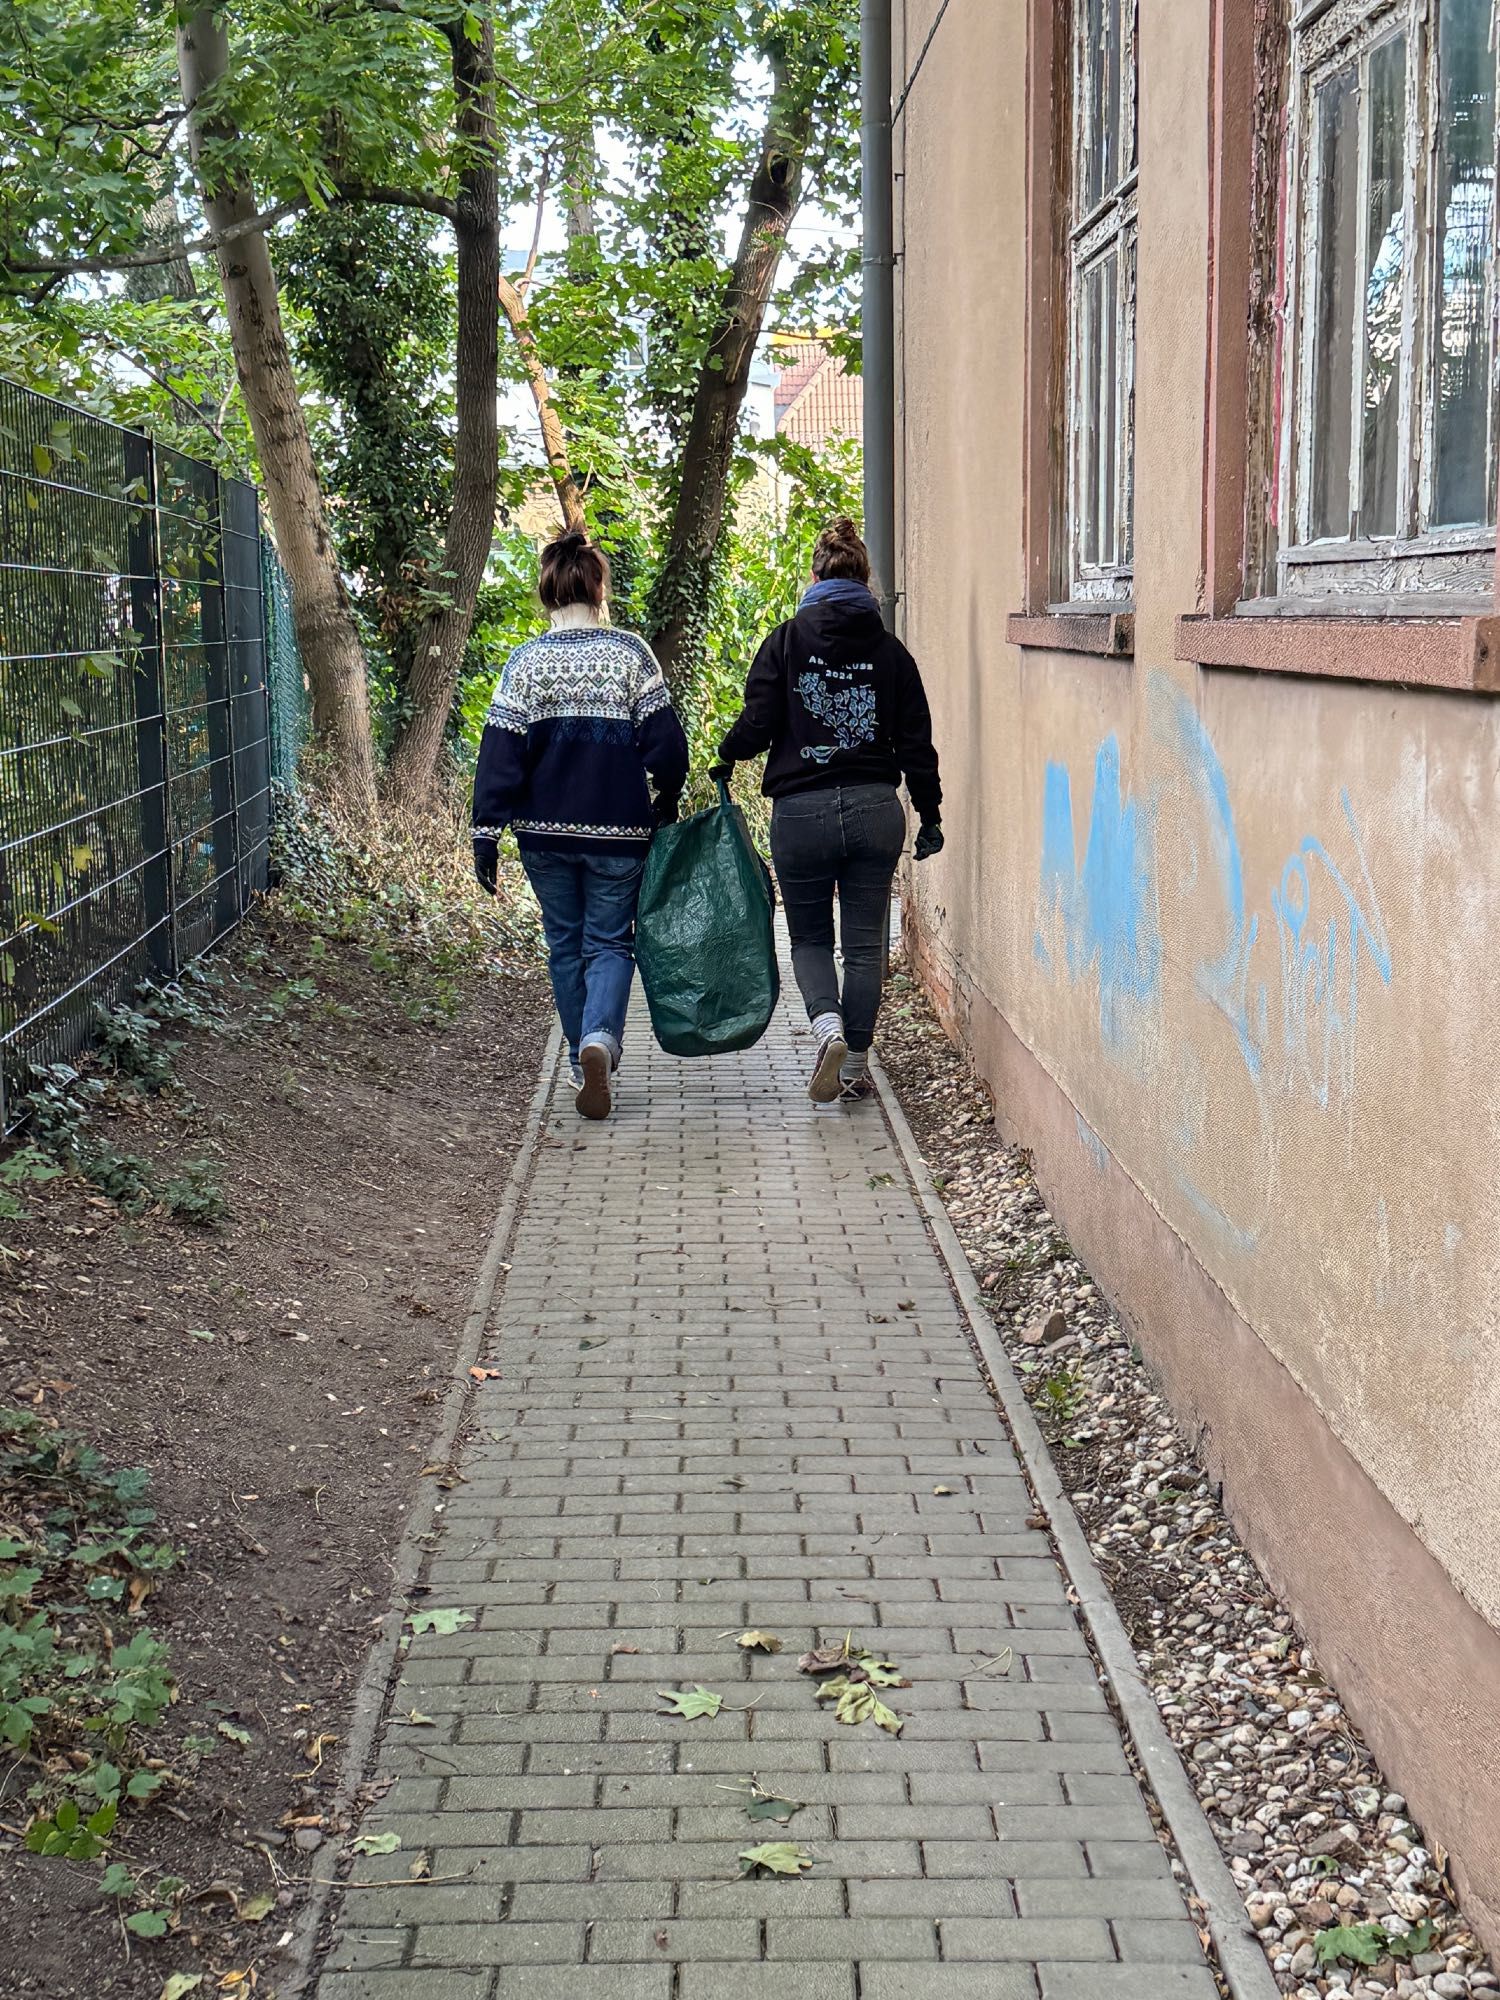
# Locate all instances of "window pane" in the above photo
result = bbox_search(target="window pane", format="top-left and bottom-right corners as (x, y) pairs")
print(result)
(1099, 251), (1119, 562)
(1076, 250), (1119, 571)
(1431, 0), (1496, 529)
(1078, 258), (1102, 567)
(1311, 65), (1361, 540)
(1360, 33), (1407, 538)
(1120, 229), (1136, 564)
(1082, 0), (1122, 212)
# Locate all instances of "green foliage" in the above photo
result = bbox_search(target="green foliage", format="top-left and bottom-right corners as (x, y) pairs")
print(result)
(280, 206), (459, 744)
(7, 971), (231, 1223)
(0, 1409), (176, 1852)
(1314, 1918), (1439, 1968)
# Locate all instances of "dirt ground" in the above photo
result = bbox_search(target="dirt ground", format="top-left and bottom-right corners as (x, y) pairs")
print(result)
(0, 910), (547, 1998)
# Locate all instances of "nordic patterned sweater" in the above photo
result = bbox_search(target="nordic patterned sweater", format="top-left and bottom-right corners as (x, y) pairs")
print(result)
(471, 624), (689, 856)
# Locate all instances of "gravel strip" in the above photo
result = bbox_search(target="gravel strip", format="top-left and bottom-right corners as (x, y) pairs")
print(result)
(877, 964), (1496, 2000)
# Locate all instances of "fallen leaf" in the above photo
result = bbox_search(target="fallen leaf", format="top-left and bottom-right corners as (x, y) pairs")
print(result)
(797, 1644), (850, 1676)
(654, 1928), (669, 1949)
(656, 1685), (723, 1720)
(745, 1792), (803, 1823)
(408, 1855), (430, 1881)
(931, 1485), (955, 1497)
(160, 1978), (204, 2000)
(1026, 1512), (1048, 1529)
(737, 1630), (782, 1653)
(579, 1338), (607, 1350)
(350, 1831), (402, 1856)
(738, 1841), (814, 1877)
(217, 1722), (251, 1747)
(406, 1608), (474, 1637)
(303, 1732), (337, 1771)
(126, 1911), (169, 1938)
(609, 1642), (640, 1656)
(468, 1365), (502, 1382)
(236, 1893), (275, 1924)
(395, 1710), (436, 1727)
(187, 1328), (215, 1342)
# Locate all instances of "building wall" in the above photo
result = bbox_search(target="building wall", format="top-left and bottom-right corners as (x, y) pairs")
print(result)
(895, 0), (1500, 1949)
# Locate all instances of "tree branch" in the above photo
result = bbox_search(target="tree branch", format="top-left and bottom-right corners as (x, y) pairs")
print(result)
(4, 183), (459, 277)
(515, 152), (552, 296)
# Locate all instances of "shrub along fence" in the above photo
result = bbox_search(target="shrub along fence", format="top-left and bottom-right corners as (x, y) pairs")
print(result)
(0, 379), (308, 1129)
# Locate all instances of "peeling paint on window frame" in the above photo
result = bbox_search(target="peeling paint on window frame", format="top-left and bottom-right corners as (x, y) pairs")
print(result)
(1266, 0), (1500, 610)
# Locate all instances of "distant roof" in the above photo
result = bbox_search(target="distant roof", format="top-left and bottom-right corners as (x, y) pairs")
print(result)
(773, 338), (862, 448)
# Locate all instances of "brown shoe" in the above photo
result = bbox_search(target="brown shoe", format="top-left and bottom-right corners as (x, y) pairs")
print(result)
(575, 1044), (612, 1120)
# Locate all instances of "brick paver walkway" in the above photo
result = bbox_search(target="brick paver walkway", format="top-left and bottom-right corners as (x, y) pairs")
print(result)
(315, 984), (1217, 2000)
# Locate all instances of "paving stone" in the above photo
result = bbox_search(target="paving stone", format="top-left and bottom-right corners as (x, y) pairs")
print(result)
(586, 1919), (759, 1960)
(313, 989), (1212, 1998)
(860, 1972), (1041, 2000)
(1036, 1970), (1220, 1999)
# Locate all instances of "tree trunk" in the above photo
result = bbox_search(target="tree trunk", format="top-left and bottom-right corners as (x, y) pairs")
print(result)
(176, 6), (377, 819)
(498, 275), (587, 534)
(385, 19), (502, 812)
(647, 77), (813, 687)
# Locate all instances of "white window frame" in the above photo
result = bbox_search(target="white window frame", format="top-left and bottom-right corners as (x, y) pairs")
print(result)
(1062, 0), (1138, 605)
(1274, 0), (1500, 609)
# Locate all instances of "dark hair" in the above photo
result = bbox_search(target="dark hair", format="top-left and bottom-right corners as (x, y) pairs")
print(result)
(810, 516), (872, 585)
(539, 528), (610, 611)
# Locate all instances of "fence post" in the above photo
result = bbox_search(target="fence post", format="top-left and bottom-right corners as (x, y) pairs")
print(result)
(203, 474), (241, 939)
(125, 430), (174, 980)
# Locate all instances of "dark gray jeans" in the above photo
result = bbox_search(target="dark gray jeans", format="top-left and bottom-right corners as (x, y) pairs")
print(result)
(770, 783), (906, 1053)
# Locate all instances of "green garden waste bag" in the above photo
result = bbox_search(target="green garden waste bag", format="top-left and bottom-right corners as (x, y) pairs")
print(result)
(636, 781), (780, 1058)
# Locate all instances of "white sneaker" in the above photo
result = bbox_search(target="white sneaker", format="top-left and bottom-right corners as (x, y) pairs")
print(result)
(809, 1030), (849, 1103)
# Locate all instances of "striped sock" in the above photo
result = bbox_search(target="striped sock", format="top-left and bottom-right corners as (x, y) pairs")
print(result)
(812, 1010), (844, 1046)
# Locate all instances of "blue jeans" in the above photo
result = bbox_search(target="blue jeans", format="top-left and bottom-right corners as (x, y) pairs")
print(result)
(520, 846), (647, 1066)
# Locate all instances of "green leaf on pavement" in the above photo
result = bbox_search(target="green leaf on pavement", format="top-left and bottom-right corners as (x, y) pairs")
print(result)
(406, 1608), (474, 1637)
(351, 1831), (402, 1855)
(656, 1685), (723, 1720)
(745, 1792), (803, 1823)
(739, 1841), (814, 1877)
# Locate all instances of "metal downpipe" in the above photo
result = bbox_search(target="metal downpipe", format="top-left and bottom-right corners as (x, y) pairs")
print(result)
(861, 0), (896, 630)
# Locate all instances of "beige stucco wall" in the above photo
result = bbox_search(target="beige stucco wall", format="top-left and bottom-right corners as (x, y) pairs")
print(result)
(896, 0), (1500, 1926)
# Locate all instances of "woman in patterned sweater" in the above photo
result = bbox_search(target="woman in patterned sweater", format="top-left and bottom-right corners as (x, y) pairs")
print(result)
(472, 529), (688, 1120)
(714, 519), (944, 1104)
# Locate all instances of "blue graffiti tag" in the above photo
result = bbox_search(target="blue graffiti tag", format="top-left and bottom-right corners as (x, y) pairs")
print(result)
(1035, 733), (1161, 1051)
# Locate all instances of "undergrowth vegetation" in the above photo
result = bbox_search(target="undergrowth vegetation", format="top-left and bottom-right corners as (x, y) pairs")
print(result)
(0, 1410), (176, 1862)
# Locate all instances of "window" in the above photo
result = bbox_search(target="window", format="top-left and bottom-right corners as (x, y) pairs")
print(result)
(1277, 0), (1498, 604)
(1064, 0), (1138, 603)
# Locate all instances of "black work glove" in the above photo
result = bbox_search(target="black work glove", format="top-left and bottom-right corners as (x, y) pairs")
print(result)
(914, 821), (945, 862)
(653, 793), (681, 828)
(473, 837), (499, 896)
(708, 760), (734, 786)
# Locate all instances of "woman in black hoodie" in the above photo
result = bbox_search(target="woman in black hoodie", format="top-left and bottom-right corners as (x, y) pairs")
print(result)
(714, 519), (944, 1103)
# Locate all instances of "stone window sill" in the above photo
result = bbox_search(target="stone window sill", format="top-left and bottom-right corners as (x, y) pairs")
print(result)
(1005, 609), (1134, 659)
(1175, 612), (1500, 693)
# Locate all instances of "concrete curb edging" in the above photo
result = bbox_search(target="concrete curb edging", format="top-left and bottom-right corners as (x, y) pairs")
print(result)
(870, 1050), (1280, 2000)
(278, 1021), (562, 2000)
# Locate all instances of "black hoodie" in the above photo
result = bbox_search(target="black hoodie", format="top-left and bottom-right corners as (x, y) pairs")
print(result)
(718, 591), (942, 822)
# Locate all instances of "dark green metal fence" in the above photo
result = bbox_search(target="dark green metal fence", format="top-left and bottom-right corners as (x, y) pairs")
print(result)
(0, 379), (307, 1128)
